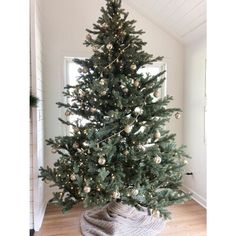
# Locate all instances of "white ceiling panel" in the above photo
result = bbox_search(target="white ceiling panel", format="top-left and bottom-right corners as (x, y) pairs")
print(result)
(124, 0), (206, 44)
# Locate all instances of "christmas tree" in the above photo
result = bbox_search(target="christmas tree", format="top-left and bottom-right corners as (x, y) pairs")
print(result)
(39, 0), (191, 220)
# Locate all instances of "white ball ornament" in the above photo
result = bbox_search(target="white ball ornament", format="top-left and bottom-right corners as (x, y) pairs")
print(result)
(184, 160), (188, 164)
(92, 45), (99, 52)
(175, 112), (181, 119)
(86, 34), (92, 41)
(98, 156), (106, 165)
(83, 186), (91, 193)
(82, 67), (88, 73)
(124, 124), (133, 134)
(152, 209), (160, 218)
(106, 43), (113, 50)
(130, 64), (137, 70)
(73, 142), (79, 149)
(154, 130), (161, 140)
(51, 148), (57, 154)
(134, 80), (140, 88)
(154, 156), (162, 164)
(99, 79), (105, 85)
(101, 90), (107, 96)
(90, 107), (97, 113)
(102, 23), (108, 28)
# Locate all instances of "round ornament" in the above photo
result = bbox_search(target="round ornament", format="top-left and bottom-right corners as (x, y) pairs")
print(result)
(154, 130), (161, 140)
(102, 22), (108, 29)
(99, 79), (105, 85)
(90, 107), (97, 113)
(101, 90), (107, 96)
(154, 156), (162, 164)
(134, 80), (140, 88)
(51, 148), (57, 154)
(175, 112), (181, 119)
(112, 191), (120, 199)
(131, 189), (139, 196)
(86, 34), (92, 41)
(130, 64), (137, 70)
(70, 174), (77, 181)
(152, 209), (160, 218)
(83, 186), (91, 193)
(65, 110), (71, 116)
(123, 88), (128, 93)
(73, 142), (79, 149)
(154, 90), (160, 98)
(134, 107), (143, 115)
(82, 67), (88, 73)
(184, 160), (188, 164)
(98, 156), (106, 165)
(123, 150), (129, 155)
(92, 45), (99, 52)
(106, 43), (113, 50)
(124, 124), (133, 134)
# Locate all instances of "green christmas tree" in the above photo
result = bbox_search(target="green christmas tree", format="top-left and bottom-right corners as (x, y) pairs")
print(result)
(39, 0), (191, 220)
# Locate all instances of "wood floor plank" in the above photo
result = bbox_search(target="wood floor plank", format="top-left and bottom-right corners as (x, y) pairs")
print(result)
(35, 200), (206, 236)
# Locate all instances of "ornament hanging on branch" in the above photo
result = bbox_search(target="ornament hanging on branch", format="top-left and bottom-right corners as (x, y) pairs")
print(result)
(154, 130), (161, 140)
(130, 64), (137, 71)
(70, 174), (77, 181)
(112, 191), (120, 199)
(86, 34), (92, 41)
(84, 186), (91, 193)
(154, 90), (160, 98)
(73, 142), (79, 149)
(154, 155), (162, 164)
(106, 43), (113, 50)
(175, 112), (181, 119)
(98, 156), (106, 165)
(65, 110), (71, 116)
(134, 80), (140, 88)
(124, 124), (133, 134)
(131, 188), (139, 196)
(51, 148), (57, 154)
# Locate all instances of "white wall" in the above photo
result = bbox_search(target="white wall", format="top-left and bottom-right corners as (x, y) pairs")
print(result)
(41, 0), (185, 201)
(30, 0), (47, 231)
(183, 37), (206, 207)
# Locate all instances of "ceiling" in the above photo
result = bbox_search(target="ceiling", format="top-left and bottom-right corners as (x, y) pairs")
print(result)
(124, 0), (206, 44)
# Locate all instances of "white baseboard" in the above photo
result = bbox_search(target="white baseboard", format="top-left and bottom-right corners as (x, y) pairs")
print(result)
(181, 185), (207, 209)
(34, 200), (48, 231)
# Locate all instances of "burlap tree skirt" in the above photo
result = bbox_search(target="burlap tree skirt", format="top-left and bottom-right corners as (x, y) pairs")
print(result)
(80, 201), (165, 236)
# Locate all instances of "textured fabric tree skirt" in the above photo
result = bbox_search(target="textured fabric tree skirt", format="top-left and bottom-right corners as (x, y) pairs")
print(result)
(80, 201), (165, 236)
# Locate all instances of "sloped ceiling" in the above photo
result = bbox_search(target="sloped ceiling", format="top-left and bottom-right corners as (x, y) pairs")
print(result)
(124, 0), (206, 44)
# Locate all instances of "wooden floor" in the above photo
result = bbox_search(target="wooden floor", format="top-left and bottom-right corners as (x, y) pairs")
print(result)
(35, 200), (206, 236)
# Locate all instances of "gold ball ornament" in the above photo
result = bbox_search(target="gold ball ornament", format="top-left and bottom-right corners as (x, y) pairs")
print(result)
(70, 174), (77, 181)
(99, 79), (105, 85)
(90, 107), (97, 113)
(154, 156), (162, 164)
(83, 186), (91, 193)
(106, 43), (113, 50)
(131, 189), (139, 196)
(65, 110), (71, 116)
(175, 112), (181, 119)
(98, 156), (106, 165)
(124, 124), (133, 134)
(130, 64), (137, 70)
(112, 191), (120, 199)
(51, 148), (57, 154)
(154, 130), (161, 140)
(73, 142), (79, 149)
(86, 34), (92, 41)
(154, 90), (160, 98)
(134, 80), (140, 88)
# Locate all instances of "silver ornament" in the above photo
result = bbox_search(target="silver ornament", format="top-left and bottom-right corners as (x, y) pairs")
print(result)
(154, 90), (160, 98)
(134, 107), (143, 115)
(124, 124), (133, 134)
(154, 156), (162, 164)
(131, 189), (139, 196)
(112, 191), (120, 199)
(99, 79), (105, 85)
(51, 148), (57, 153)
(123, 88), (128, 93)
(83, 186), (91, 193)
(98, 156), (106, 165)
(101, 90), (107, 96)
(106, 43), (113, 50)
(130, 64), (137, 70)
(175, 112), (181, 119)
(70, 174), (77, 181)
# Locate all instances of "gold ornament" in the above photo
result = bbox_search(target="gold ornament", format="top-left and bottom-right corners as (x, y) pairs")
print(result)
(152, 209), (160, 218)
(83, 186), (91, 193)
(90, 107), (97, 113)
(134, 107), (143, 115)
(106, 43), (113, 50)
(70, 174), (77, 181)
(123, 88), (128, 93)
(123, 150), (129, 155)
(175, 112), (181, 119)
(131, 189), (139, 196)
(99, 79), (105, 85)
(130, 64), (137, 70)
(134, 80), (140, 87)
(101, 90), (107, 96)
(51, 148), (57, 153)
(154, 156), (162, 164)
(72, 142), (79, 149)
(124, 124), (133, 134)
(98, 156), (106, 165)
(154, 130), (161, 140)
(86, 34), (92, 41)
(112, 191), (120, 199)
(65, 110), (71, 116)
(154, 90), (160, 98)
